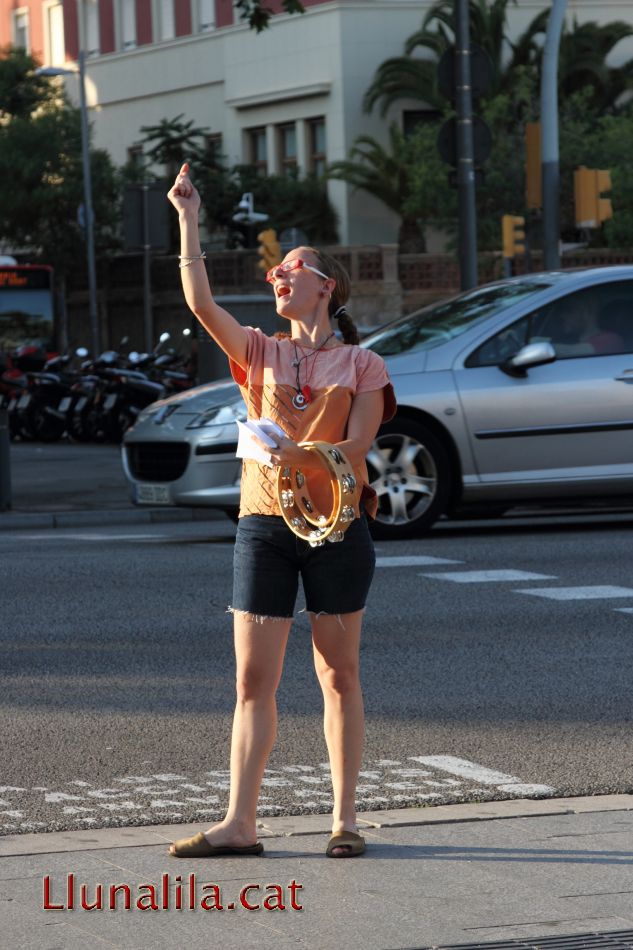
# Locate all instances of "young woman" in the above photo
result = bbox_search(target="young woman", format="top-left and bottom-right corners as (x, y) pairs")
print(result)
(167, 164), (396, 858)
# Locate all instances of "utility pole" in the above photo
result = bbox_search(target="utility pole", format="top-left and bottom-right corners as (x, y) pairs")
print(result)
(541, 0), (568, 270)
(455, 0), (478, 289)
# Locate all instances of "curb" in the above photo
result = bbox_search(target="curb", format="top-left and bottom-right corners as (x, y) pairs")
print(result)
(0, 507), (227, 531)
(2, 794), (632, 858)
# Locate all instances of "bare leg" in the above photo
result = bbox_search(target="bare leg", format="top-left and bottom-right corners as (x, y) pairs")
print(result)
(311, 609), (365, 856)
(169, 612), (292, 854)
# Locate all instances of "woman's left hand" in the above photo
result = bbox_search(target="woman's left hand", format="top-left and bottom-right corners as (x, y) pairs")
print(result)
(251, 435), (322, 470)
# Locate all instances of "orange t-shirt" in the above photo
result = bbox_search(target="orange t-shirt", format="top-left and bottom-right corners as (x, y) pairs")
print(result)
(229, 327), (397, 521)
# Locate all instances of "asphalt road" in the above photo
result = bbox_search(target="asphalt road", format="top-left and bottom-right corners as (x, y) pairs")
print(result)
(2, 512), (633, 836)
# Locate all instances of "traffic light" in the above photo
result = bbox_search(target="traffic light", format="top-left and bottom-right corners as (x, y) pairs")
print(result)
(502, 215), (526, 258)
(257, 228), (281, 273)
(525, 122), (541, 210)
(573, 167), (613, 228)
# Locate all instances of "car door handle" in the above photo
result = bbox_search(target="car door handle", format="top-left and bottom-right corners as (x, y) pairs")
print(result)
(615, 370), (633, 382)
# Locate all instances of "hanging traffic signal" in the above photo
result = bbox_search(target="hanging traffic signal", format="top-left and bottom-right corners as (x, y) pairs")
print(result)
(502, 215), (526, 258)
(574, 167), (613, 228)
(525, 122), (541, 210)
(257, 229), (281, 273)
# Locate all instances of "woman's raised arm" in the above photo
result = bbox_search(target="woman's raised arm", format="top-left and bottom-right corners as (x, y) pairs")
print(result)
(167, 163), (249, 370)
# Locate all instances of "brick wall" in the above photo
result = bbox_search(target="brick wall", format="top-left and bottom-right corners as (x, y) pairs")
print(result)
(65, 246), (633, 351)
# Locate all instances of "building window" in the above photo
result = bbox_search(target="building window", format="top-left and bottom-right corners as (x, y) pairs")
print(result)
(44, 1), (65, 66)
(84, 0), (100, 57)
(197, 0), (215, 32)
(278, 123), (297, 177)
(127, 144), (144, 166)
(120, 0), (137, 49)
(12, 8), (30, 51)
(248, 128), (267, 174)
(308, 118), (326, 177)
(155, 0), (175, 41)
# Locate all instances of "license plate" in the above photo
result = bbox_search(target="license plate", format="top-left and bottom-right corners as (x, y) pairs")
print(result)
(58, 396), (72, 412)
(17, 394), (31, 409)
(104, 393), (117, 410)
(75, 396), (87, 412)
(135, 483), (171, 505)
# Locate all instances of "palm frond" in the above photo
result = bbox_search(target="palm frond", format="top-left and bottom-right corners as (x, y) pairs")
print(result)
(363, 58), (441, 115)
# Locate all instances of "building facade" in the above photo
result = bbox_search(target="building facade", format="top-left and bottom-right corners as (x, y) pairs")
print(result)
(2, 1), (633, 245)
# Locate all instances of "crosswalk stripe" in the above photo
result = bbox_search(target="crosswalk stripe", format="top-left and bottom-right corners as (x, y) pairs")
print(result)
(516, 586), (633, 600)
(376, 555), (462, 567)
(410, 756), (555, 794)
(419, 569), (556, 583)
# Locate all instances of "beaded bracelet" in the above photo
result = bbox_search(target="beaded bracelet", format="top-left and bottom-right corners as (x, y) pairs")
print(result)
(178, 251), (207, 268)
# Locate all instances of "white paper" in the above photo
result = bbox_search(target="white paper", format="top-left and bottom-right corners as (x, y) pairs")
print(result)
(236, 418), (287, 467)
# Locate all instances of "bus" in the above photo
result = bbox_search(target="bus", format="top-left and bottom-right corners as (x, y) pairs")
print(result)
(0, 263), (55, 356)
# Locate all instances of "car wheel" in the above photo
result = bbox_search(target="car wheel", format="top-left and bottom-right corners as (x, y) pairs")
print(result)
(366, 417), (452, 539)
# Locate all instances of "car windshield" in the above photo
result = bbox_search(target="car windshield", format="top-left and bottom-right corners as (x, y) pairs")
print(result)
(363, 280), (554, 357)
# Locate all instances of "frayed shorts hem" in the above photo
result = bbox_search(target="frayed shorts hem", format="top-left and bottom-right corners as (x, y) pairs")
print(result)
(226, 605), (367, 630)
(225, 606), (292, 624)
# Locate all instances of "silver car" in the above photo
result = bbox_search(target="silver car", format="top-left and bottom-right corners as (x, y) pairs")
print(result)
(122, 266), (633, 538)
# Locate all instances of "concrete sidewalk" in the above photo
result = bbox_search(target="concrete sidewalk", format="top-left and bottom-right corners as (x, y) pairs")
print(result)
(2, 796), (633, 950)
(0, 442), (225, 530)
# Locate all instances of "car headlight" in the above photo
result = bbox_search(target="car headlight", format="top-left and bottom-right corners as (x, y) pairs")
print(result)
(186, 401), (247, 429)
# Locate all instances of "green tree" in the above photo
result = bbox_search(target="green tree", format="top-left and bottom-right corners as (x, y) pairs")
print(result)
(139, 114), (210, 181)
(363, 0), (546, 116)
(0, 47), (120, 282)
(363, 1), (633, 117)
(558, 20), (633, 113)
(235, 0), (304, 33)
(557, 90), (633, 246)
(326, 124), (428, 251)
(403, 86), (633, 253)
(197, 162), (338, 247)
(0, 44), (56, 118)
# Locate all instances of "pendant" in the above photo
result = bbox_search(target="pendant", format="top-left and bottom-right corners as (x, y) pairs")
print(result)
(292, 386), (312, 410)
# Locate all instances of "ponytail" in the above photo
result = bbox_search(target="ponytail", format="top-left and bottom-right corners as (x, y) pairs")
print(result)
(330, 305), (359, 346)
(305, 247), (360, 346)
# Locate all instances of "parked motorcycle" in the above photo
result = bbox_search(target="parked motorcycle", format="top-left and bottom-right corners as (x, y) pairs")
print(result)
(5, 331), (196, 443)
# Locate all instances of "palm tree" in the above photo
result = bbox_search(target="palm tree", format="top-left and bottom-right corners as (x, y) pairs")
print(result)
(139, 114), (210, 181)
(558, 20), (633, 113)
(362, 1), (633, 118)
(363, 0), (547, 116)
(326, 124), (427, 251)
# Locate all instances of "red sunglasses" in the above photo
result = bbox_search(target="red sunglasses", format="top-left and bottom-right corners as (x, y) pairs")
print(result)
(265, 259), (330, 284)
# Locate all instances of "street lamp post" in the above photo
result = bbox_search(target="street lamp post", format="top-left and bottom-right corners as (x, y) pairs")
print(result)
(36, 2), (100, 355)
(541, 0), (569, 270)
(76, 44), (99, 355)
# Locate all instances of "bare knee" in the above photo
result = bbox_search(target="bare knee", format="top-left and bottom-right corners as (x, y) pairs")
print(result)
(315, 662), (360, 697)
(235, 667), (279, 703)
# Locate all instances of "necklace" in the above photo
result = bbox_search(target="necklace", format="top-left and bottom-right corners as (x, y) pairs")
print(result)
(291, 331), (334, 410)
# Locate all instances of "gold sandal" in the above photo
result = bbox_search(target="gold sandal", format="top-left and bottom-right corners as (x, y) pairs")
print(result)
(326, 830), (366, 858)
(169, 831), (264, 858)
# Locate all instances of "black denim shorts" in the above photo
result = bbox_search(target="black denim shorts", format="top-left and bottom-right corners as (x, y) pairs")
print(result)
(229, 505), (376, 622)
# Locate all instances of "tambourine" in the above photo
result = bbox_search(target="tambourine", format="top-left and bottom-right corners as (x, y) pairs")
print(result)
(276, 441), (361, 547)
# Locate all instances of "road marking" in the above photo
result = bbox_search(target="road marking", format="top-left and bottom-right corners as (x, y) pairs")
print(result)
(376, 555), (463, 567)
(615, 608), (633, 614)
(0, 756), (556, 834)
(419, 569), (557, 583)
(516, 586), (633, 600)
(13, 532), (172, 542)
(410, 756), (555, 794)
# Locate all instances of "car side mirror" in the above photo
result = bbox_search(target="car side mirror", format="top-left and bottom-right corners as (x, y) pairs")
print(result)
(500, 341), (556, 378)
